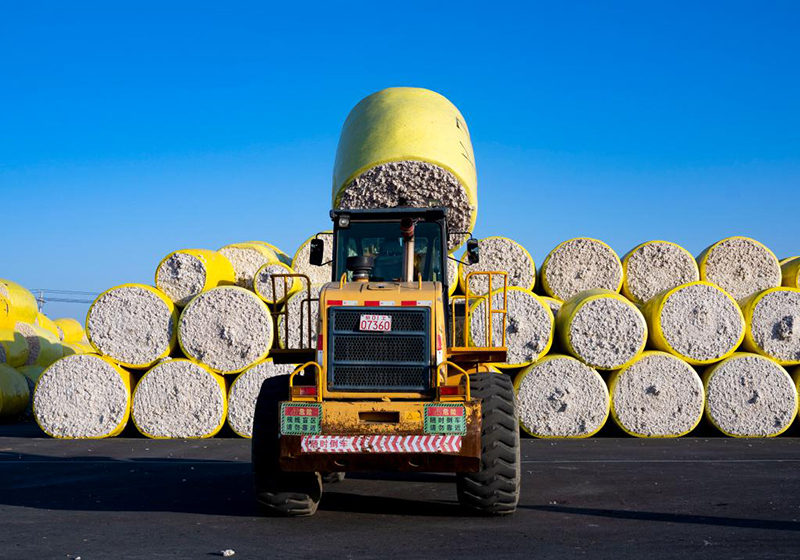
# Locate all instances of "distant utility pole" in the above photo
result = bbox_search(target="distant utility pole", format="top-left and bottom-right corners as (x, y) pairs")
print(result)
(31, 289), (100, 311)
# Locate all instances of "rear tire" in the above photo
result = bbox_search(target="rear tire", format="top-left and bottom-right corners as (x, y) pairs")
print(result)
(456, 372), (521, 515)
(252, 375), (322, 517)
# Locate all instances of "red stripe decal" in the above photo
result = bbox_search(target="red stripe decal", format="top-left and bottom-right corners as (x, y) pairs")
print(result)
(300, 435), (462, 453)
(327, 300), (343, 306)
(364, 301), (380, 306)
(401, 301), (417, 306)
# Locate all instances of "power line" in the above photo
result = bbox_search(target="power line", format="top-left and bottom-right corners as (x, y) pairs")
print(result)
(30, 289), (100, 309)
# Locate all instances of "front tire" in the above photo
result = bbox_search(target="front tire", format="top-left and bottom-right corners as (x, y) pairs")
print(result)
(252, 375), (322, 516)
(456, 372), (521, 515)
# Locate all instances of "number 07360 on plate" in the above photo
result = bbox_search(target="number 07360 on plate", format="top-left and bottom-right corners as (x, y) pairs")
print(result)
(359, 314), (392, 332)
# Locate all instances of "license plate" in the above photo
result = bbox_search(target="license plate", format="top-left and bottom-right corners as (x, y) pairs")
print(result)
(359, 314), (392, 332)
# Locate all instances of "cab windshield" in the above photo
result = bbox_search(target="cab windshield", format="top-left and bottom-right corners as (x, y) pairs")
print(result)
(335, 221), (446, 283)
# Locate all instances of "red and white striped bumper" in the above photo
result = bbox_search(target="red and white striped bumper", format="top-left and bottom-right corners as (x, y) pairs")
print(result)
(300, 435), (463, 454)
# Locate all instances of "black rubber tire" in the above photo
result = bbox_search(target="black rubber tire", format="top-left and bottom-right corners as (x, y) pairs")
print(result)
(322, 472), (346, 484)
(252, 375), (322, 517)
(456, 372), (521, 515)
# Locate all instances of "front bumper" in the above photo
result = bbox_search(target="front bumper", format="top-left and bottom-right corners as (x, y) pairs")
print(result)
(278, 400), (482, 473)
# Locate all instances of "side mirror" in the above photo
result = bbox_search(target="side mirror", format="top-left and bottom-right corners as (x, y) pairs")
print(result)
(467, 238), (479, 265)
(309, 239), (324, 266)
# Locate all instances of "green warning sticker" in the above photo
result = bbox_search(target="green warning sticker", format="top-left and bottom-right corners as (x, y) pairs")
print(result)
(280, 403), (322, 435)
(424, 404), (467, 435)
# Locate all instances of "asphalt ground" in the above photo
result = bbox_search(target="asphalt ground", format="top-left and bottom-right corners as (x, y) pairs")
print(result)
(0, 423), (798, 560)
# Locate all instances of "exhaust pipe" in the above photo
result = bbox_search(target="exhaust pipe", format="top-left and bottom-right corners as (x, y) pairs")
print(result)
(401, 218), (415, 283)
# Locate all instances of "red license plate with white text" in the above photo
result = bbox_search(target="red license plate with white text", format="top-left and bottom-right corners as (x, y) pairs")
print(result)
(359, 314), (392, 332)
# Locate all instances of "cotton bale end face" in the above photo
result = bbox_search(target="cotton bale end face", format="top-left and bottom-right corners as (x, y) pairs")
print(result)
(556, 290), (647, 370)
(698, 237), (781, 301)
(608, 351), (704, 437)
(642, 281), (745, 365)
(332, 88), (478, 253)
(741, 287), (800, 365)
(132, 359), (227, 439)
(292, 233), (333, 286)
(703, 353), (797, 437)
(86, 284), (177, 369)
(458, 237), (536, 296)
(254, 262), (301, 305)
(178, 286), (273, 374)
(514, 355), (609, 438)
(227, 359), (296, 437)
(33, 354), (132, 438)
(155, 249), (235, 306)
(621, 241), (699, 304)
(218, 243), (278, 290)
(468, 288), (553, 367)
(540, 238), (623, 302)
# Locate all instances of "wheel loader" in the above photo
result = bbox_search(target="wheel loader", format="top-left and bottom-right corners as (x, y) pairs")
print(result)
(252, 206), (521, 516)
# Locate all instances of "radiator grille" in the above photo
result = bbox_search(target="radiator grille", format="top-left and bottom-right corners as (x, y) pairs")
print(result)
(327, 307), (431, 392)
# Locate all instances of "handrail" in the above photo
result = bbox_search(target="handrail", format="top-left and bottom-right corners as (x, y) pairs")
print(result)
(463, 271), (508, 348)
(288, 361), (323, 403)
(435, 361), (471, 401)
(269, 273), (315, 350)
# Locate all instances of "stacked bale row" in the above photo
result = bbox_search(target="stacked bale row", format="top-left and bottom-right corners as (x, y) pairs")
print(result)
(32, 237), (329, 439)
(0, 278), (93, 420)
(453, 236), (799, 439)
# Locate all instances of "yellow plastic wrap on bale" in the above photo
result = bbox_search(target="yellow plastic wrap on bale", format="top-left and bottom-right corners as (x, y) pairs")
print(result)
(54, 318), (86, 343)
(131, 360), (227, 439)
(246, 241), (292, 266)
(35, 312), (64, 341)
(253, 261), (302, 304)
(220, 242), (278, 263)
(555, 289), (646, 370)
(34, 355), (133, 439)
(0, 329), (29, 367)
(702, 353), (798, 438)
(19, 323), (64, 368)
(782, 257), (800, 288)
(0, 363), (29, 419)
(641, 281), (745, 366)
(86, 284), (179, 369)
(155, 248), (236, 304)
(0, 279), (39, 326)
(739, 287), (800, 366)
(513, 355), (610, 439)
(332, 87), (478, 250)
(62, 342), (95, 356)
(606, 351), (704, 438)
(17, 364), (45, 386)
(621, 240), (699, 304)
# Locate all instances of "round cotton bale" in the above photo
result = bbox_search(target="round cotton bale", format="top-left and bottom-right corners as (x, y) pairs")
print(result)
(17, 364), (45, 415)
(292, 233), (333, 286)
(178, 286), (273, 374)
(468, 288), (554, 367)
(54, 318), (87, 343)
(253, 261), (301, 305)
(61, 342), (95, 357)
(16, 322), (63, 367)
(697, 236), (781, 301)
(621, 240), (700, 304)
(218, 242), (279, 290)
(86, 284), (178, 369)
(556, 290), (647, 370)
(332, 87), (477, 253)
(227, 358), (296, 437)
(514, 355), (609, 438)
(781, 257), (800, 289)
(132, 359), (227, 439)
(458, 236), (536, 296)
(33, 354), (132, 438)
(703, 353), (798, 437)
(642, 281), (745, 366)
(608, 351), (704, 437)
(244, 240), (292, 266)
(740, 287), (800, 365)
(447, 258), (458, 296)
(540, 238), (623, 302)
(0, 328), (29, 367)
(278, 284), (323, 349)
(35, 312), (63, 341)
(0, 279), (39, 327)
(0, 363), (29, 420)
(540, 296), (562, 317)
(155, 249), (235, 306)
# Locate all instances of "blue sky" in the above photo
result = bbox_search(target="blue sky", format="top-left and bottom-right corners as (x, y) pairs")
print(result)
(2, 1), (798, 320)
